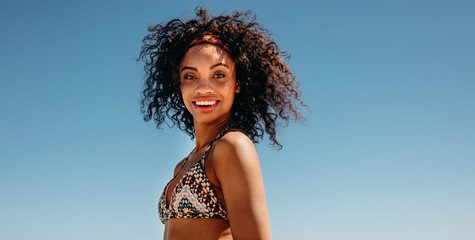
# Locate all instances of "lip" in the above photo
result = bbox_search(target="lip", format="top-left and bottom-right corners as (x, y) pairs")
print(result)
(192, 100), (219, 113)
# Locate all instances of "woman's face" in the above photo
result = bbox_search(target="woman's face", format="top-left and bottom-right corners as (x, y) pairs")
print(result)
(179, 44), (239, 125)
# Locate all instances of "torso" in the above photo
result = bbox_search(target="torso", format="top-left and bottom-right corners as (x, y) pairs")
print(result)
(163, 146), (227, 211)
(159, 128), (234, 239)
(164, 218), (232, 240)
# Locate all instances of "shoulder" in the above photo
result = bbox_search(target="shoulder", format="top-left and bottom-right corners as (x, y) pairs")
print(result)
(217, 129), (254, 148)
(211, 130), (260, 178)
(214, 130), (257, 161)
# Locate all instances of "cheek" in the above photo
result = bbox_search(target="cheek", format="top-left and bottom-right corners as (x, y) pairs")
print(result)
(217, 78), (236, 91)
(180, 85), (192, 108)
(180, 83), (190, 98)
(224, 87), (237, 104)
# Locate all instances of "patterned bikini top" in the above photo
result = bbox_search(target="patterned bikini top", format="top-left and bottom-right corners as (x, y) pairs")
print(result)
(158, 127), (230, 224)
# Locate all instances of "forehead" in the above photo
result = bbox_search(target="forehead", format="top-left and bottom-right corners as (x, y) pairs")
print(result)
(180, 44), (234, 67)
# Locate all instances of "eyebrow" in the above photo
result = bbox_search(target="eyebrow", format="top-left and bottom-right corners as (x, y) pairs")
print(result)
(211, 63), (229, 69)
(180, 63), (230, 72)
(181, 66), (197, 72)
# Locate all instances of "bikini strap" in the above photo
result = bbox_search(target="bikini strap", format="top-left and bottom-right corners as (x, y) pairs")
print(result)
(200, 125), (232, 166)
(173, 148), (195, 178)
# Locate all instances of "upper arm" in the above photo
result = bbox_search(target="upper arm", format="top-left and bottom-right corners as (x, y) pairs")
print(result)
(213, 132), (271, 240)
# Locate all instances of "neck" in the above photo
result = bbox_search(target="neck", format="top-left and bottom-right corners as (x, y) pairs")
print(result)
(193, 116), (232, 151)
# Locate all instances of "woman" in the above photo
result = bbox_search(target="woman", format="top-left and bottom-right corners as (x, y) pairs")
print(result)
(139, 8), (305, 240)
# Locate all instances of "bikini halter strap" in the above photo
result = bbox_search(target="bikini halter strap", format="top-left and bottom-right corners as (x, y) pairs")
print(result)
(200, 125), (232, 161)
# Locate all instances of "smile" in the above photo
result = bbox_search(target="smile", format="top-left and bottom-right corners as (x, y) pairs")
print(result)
(195, 100), (218, 106)
(192, 100), (219, 112)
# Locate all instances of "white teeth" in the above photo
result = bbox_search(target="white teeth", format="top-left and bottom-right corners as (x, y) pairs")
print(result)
(195, 100), (217, 106)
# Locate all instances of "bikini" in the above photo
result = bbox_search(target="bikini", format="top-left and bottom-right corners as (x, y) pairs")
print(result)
(158, 127), (230, 224)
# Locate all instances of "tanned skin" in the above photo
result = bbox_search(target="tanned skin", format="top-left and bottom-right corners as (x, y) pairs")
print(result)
(163, 44), (271, 240)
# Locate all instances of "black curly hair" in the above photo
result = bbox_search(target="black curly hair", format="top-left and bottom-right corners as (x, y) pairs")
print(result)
(138, 7), (305, 148)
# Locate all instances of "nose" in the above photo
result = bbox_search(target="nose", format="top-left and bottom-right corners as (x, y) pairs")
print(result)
(195, 76), (213, 95)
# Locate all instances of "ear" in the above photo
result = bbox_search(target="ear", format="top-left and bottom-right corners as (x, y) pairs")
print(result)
(235, 82), (240, 93)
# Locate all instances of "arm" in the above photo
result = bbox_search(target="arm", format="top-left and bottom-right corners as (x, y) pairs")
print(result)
(213, 132), (271, 240)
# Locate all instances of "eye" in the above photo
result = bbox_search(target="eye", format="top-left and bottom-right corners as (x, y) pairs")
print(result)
(214, 73), (226, 78)
(183, 74), (196, 80)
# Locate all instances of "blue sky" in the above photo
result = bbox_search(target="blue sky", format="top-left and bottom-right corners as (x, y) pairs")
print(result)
(1, 0), (474, 239)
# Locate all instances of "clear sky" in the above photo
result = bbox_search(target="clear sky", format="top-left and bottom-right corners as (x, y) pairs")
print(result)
(1, 0), (474, 239)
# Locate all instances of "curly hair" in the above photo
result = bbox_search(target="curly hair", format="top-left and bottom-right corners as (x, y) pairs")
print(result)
(138, 7), (305, 148)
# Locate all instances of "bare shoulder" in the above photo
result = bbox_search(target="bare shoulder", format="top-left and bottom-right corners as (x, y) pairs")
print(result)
(214, 130), (257, 160)
(211, 130), (260, 176)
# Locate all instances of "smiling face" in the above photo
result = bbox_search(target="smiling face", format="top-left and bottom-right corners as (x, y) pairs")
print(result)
(179, 44), (239, 126)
